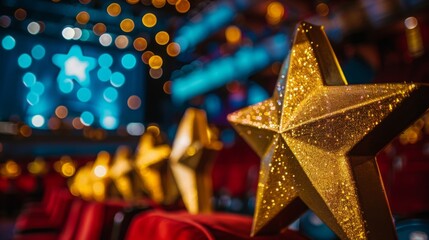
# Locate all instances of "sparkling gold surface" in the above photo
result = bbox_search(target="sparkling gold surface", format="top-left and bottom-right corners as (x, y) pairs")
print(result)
(228, 22), (429, 239)
(134, 132), (177, 204)
(170, 108), (222, 213)
(109, 146), (134, 201)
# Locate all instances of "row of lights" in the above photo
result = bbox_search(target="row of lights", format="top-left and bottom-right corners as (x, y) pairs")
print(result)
(0, 157), (77, 179)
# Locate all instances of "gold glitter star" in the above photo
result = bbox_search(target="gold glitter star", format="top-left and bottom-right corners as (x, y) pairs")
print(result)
(109, 146), (134, 201)
(134, 131), (177, 205)
(228, 22), (429, 239)
(170, 108), (223, 213)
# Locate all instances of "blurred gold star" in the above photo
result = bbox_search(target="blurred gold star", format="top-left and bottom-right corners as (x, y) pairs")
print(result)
(134, 131), (177, 205)
(91, 151), (111, 201)
(70, 161), (94, 200)
(109, 146), (134, 201)
(228, 22), (429, 239)
(170, 108), (222, 213)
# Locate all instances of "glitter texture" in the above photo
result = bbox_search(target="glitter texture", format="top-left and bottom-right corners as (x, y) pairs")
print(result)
(228, 22), (429, 239)
(170, 108), (223, 213)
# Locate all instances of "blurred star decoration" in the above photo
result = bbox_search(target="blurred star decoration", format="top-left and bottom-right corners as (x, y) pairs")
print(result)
(109, 146), (134, 201)
(170, 108), (223, 213)
(134, 130), (178, 205)
(90, 151), (111, 201)
(228, 22), (429, 239)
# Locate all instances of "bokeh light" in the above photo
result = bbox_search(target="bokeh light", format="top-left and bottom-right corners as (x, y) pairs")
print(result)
(55, 105), (68, 119)
(93, 23), (107, 36)
(73, 28), (82, 40)
(127, 95), (141, 110)
(148, 55), (163, 69)
(31, 44), (46, 60)
(149, 68), (163, 79)
(115, 35), (129, 49)
(405, 16), (418, 29)
(101, 116), (118, 130)
(120, 18), (135, 32)
(76, 11), (90, 24)
(126, 122), (145, 136)
(62, 27), (75, 40)
(316, 3), (329, 17)
(80, 111), (94, 126)
(1, 35), (15, 50)
(14, 8), (27, 21)
(155, 31), (169, 45)
(72, 117), (84, 129)
(166, 42), (181, 57)
(26, 92), (40, 105)
(32, 115), (45, 128)
(133, 37), (147, 51)
(99, 33), (112, 46)
(141, 51), (154, 64)
(22, 72), (36, 87)
(18, 54), (32, 68)
(126, 0), (139, 4)
(225, 26), (241, 44)
(98, 53), (113, 67)
(152, 0), (166, 8)
(266, 2), (284, 24)
(163, 81), (172, 94)
(142, 13), (157, 27)
(97, 67), (112, 81)
(77, 87), (92, 102)
(27, 22), (41, 35)
(110, 72), (126, 87)
(0, 15), (12, 28)
(103, 87), (118, 102)
(20, 125), (32, 137)
(107, 3), (121, 17)
(175, 0), (190, 13)
(121, 54), (136, 69)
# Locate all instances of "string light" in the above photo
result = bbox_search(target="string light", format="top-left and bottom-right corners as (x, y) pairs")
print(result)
(133, 37), (147, 51)
(107, 3), (121, 17)
(142, 13), (157, 27)
(72, 117), (84, 129)
(120, 18), (135, 32)
(155, 31), (169, 45)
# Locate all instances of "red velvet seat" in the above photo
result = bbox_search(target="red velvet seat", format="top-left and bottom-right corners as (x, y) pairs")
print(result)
(125, 211), (308, 240)
(14, 189), (73, 233)
(14, 198), (85, 240)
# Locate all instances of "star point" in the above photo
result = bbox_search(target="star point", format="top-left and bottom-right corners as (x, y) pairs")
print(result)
(228, 21), (429, 239)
